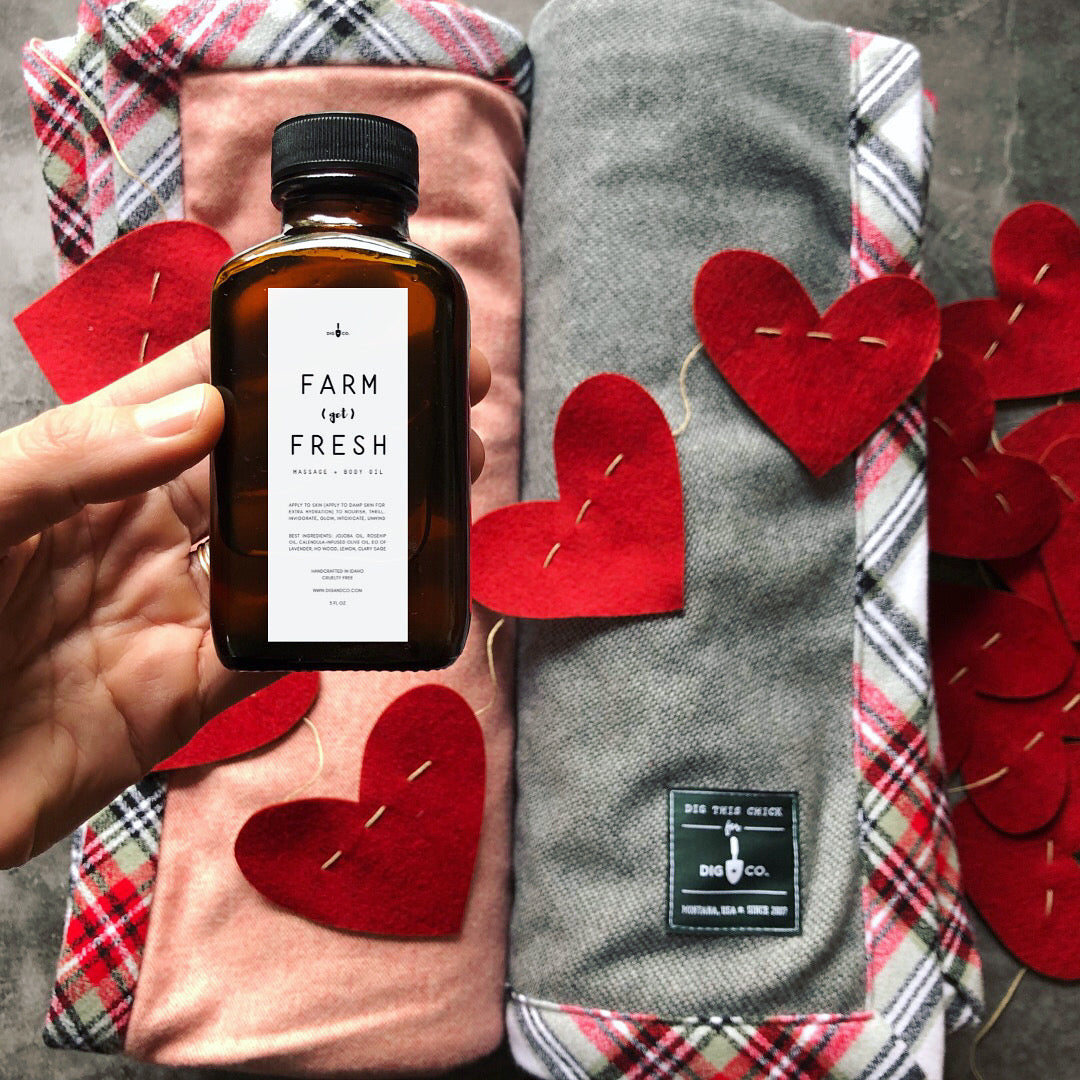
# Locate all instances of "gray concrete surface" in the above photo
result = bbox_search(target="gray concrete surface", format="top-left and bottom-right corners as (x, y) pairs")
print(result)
(1, 1), (1076, 1078)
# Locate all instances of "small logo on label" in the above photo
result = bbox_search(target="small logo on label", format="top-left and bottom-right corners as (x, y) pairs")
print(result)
(326, 321), (350, 338)
(668, 787), (800, 935)
(725, 835), (744, 884)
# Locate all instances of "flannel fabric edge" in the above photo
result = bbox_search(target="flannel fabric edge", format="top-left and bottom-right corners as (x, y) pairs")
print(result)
(848, 28), (983, 1050)
(23, 0), (534, 275)
(42, 776), (166, 1052)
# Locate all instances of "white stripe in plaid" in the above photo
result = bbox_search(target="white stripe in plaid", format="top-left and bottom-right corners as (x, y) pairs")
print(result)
(43, 776), (165, 1052)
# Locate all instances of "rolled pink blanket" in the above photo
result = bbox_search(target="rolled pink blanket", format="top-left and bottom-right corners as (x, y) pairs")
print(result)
(25, 2), (529, 1073)
(125, 64), (525, 1074)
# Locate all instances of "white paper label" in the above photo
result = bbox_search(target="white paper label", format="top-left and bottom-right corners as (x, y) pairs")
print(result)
(267, 287), (408, 642)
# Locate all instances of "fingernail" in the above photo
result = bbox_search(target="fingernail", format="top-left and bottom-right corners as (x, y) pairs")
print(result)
(134, 384), (208, 437)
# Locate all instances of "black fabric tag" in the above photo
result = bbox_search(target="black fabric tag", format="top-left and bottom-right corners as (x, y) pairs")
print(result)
(667, 788), (800, 935)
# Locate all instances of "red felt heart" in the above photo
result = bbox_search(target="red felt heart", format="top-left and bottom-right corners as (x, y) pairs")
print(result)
(1000, 403), (1080, 462)
(929, 454), (1058, 560)
(954, 745), (1080, 979)
(932, 583), (1073, 832)
(940, 203), (1080, 400)
(154, 672), (320, 771)
(960, 694), (1068, 835)
(234, 685), (484, 936)
(692, 250), (939, 476)
(471, 374), (684, 618)
(925, 356), (1058, 559)
(991, 406), (1080, 613)
(14, 222), (232, 402)
(931, 583), (1074, 702)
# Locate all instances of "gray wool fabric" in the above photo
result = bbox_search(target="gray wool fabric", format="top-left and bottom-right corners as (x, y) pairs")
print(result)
(511, 0), (867, 1018)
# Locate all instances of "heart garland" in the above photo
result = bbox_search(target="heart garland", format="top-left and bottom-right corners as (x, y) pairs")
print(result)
(235, 685), (485, 937)
(940, 203), (1080, 401)
(693, 250), (939, 477)
(931, 583), (1073, 834)
(471, 374), (685, 619)
(954, 744), (1080, 980)
(928, 203), (1080, 978)
(14, 221), (232, 401)
(154, 672), (320, 771)
(985, 407), (1080, 640)
(926, 354), (1058, 559)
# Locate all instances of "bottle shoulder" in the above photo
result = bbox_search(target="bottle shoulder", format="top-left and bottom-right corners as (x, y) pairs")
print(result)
(214, 229), (462, 294)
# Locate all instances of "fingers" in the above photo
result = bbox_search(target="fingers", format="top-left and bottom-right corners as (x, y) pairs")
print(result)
(470, 428), (486, 482)
(88, 331), (211, 408)
(72, 337), (488, 514)
(95, 336), (487, 409)
(468, 347), (490, 483)
(469, 345), (491, 406)
(0, 383), (224, 551)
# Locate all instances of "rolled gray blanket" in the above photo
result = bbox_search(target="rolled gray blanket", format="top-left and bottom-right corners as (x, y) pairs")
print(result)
(506, 1), (980, 1076)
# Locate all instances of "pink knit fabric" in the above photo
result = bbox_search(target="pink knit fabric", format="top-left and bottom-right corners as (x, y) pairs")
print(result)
(123, 66), (524, 1073)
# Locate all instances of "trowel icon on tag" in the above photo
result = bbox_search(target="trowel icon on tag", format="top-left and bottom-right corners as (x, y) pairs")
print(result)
(725, 835), (745, 885)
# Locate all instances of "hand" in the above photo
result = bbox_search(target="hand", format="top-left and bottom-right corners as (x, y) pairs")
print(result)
(0, 332), (491, 868)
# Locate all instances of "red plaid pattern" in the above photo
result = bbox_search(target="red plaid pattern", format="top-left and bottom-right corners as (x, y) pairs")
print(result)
(24, 0), (532, 273)
(508, 994), (915, 1080)
(22, 36), (94, 271)
(43, 778), (164, 1051)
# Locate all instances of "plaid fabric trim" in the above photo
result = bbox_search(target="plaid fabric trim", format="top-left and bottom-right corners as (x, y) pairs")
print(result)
(506, 29), (979, 1080)
(20, 1), (120, 275)
(42, 776), (166, 1052)
(508, 994), (919, 1080)
(21, 32), (94, 273)
(24, 0), (532, 273)
(80, 0), (122, 256)
(848, 30), (982, 1041)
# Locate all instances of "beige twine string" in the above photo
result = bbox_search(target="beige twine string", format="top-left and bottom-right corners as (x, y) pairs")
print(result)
(969, 967), (1027, 1080)
(475, 617), (507, 717)
(26, 38), (168, 218)
(279, 716), (325, 802)
(315, 615), (511, 871)
(671, 341), (704, 437)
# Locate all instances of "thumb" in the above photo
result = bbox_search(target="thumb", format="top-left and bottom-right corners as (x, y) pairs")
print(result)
(0, 383), (223, 550)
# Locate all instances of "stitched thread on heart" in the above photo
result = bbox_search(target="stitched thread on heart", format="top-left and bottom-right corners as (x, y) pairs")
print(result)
(541, 451), (626, 571)
(929, 414), (1016, 517)
(979, 260), (1051, 367)
(319, 756), (435, 871)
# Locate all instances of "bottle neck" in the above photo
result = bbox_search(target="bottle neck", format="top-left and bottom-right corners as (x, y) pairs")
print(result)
(278, 187), (411, 241)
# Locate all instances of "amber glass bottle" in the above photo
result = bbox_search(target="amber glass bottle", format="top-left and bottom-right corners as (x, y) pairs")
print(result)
(210, 113), (470, 671)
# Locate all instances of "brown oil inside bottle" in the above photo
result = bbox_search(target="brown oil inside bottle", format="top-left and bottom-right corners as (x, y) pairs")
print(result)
(210, 188), (470, 670)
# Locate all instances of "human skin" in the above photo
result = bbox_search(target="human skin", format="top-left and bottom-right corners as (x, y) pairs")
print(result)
(0, 331), (489, 868)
